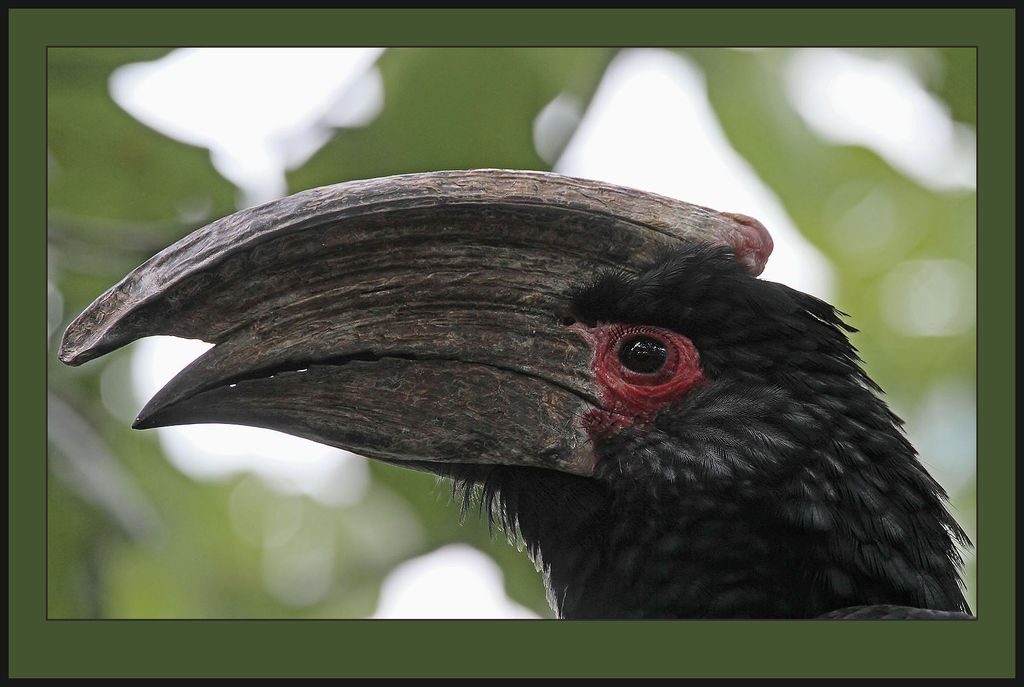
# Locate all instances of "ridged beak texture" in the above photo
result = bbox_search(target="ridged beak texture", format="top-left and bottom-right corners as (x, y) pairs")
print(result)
(58, 169), (772, 478)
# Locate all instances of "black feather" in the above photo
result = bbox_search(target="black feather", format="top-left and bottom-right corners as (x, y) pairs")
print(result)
(440, 243), (971, 619)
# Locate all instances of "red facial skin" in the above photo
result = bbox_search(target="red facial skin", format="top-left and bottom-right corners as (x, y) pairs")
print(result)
(571, 323), (706, 441)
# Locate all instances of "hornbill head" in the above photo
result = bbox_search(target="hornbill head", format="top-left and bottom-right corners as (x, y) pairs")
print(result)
(59, 169), (971, 619)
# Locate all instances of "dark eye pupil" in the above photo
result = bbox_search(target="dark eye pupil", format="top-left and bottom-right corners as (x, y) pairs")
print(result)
(619, 337), (667, 374)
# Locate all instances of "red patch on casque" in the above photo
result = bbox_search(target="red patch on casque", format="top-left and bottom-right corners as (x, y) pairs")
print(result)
(721, 212), (773, 277)
(571, 323), (706, 441)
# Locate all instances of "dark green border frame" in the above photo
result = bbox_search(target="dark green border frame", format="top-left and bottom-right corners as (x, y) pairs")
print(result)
(12, 9), (1014, 678)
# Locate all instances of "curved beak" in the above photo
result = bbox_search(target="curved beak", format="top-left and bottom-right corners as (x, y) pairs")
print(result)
(58, 169), (771, 478)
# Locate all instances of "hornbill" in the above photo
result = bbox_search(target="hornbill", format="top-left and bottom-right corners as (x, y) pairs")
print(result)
(58, 169), (973, 620)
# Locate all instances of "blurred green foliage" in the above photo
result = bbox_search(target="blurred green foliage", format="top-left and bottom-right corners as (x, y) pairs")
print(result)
(47, 47), (976, 619)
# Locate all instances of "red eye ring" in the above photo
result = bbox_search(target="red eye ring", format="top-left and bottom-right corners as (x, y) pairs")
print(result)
(571, 322), (705, 410)
(569, 321), (708, 439)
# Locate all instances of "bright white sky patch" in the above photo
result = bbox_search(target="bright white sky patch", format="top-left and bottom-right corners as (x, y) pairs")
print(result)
(371, 545), (541, 619)
(111, 48), (384, 206)
(785, 48), (976, 191)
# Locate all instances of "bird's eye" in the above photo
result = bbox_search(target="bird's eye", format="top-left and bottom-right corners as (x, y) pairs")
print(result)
(571, 322), (705, 428)
(618, 336), (668, 374)
(569, 321), (703, 394)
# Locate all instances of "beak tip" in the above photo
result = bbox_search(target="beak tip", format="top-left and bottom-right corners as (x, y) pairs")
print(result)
(57, 330), (85, 366)
(131, 414), (153, 430)
(132, 403), (164, 430)
(58, 314), (122, 367)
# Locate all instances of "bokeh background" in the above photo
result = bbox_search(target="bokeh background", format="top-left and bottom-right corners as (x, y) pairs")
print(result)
(46, 47), (977, 619)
